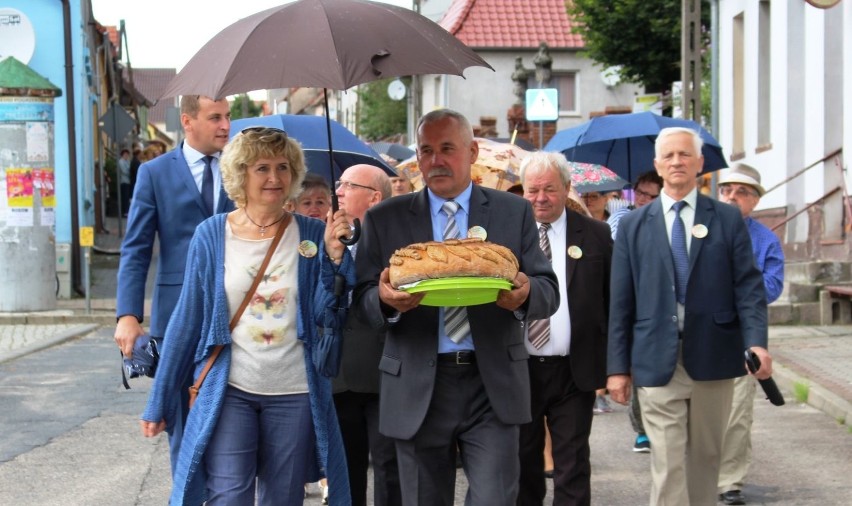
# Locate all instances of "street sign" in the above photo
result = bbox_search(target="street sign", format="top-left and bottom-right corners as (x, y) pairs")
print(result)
(99, 104), (135, 143)
(526, 88), (559, 121)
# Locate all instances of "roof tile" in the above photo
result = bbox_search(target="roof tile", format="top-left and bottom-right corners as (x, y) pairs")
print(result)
(440, 0), (584, 48)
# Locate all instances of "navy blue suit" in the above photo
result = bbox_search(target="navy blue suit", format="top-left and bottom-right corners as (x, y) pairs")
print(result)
(116, 144), (233, 337)
(608, 193), (767, 385)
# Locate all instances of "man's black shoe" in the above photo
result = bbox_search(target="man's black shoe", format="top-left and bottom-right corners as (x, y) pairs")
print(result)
(719, 490), (746, 505)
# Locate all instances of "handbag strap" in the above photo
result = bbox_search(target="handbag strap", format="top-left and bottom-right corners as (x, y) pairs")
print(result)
(191, 213), (292, 396)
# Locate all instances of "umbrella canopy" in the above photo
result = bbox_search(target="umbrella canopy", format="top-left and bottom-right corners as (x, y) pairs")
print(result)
(397, 138), (529, 191)
(159, 0), (493, 100)
(544, 112), (727, 182)
(231, 115), (396, 180)
(370, 141), (415, 163)
(567, 162), (629, 194)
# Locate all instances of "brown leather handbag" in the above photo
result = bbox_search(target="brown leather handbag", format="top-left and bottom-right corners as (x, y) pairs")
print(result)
(188, 215), (289, 409)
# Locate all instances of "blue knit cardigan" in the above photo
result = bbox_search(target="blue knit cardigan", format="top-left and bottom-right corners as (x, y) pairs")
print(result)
(142, 213), (354, 505)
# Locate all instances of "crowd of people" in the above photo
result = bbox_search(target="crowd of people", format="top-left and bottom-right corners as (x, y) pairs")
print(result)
(115, 96), (782, 506)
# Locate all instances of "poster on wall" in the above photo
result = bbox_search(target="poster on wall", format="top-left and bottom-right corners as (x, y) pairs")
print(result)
(40, 207), (54, 227)
(26, 122), (49, 162)
(5, 168), (33, 207)
(32, 168), (55, 207)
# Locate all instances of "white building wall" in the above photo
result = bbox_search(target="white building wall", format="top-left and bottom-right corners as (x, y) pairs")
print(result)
(718, 0), (849, 245)
(420, 50), (641, 139)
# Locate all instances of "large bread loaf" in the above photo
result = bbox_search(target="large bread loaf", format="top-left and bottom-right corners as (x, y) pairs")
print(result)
(388, 238), (519, 288)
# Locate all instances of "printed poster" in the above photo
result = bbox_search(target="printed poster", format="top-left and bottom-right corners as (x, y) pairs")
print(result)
(5, 168), (33, 207)
(26, 122), (49, 162)
(32, 168), (55, 207)
(3, 207), (33, 227)
(40, 206), (54, 227)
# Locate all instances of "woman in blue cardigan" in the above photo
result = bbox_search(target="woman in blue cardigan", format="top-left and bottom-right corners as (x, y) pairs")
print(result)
(141, 127), (354, 505)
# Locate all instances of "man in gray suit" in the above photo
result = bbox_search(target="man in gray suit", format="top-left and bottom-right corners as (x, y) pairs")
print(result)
(332, 163), (401, 506)
(607, 127), (773, 506)
(354, 109), (559, 505)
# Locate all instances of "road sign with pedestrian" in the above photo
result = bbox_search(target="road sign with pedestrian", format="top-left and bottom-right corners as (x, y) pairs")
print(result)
(526, 88), (559, 121)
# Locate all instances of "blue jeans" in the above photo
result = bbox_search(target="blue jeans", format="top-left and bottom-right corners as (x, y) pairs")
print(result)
(205, 386), (315, 505)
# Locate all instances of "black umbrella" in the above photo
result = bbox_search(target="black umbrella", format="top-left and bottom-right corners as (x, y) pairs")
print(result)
(370, 141), (415, 163)
(160, 0), (493, 243)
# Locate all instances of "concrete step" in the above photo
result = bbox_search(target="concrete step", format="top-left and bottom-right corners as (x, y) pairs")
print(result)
(768, 301), (822, 325)
(785, 261), (852, 284)
(779, 281), (822, 303)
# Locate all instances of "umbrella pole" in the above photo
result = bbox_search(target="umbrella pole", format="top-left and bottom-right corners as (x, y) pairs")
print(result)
(324, 88), (359, 245)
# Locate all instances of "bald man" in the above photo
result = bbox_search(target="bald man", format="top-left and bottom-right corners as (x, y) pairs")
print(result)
(332, 164), (401, 506)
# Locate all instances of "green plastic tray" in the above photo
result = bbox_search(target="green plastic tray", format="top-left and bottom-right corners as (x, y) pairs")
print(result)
(402, 277), (514, 307)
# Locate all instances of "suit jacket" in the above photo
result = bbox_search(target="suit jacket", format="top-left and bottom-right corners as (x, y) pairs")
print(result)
(354, 186), (560, 440)
(561, 209), (613, 392)
(332, 304), (385, 394)
(607, 193), (767, 387)
(116, 143), (234, 338)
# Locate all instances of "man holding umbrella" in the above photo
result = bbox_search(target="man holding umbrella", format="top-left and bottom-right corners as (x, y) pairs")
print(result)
(354, 109), (559, 505)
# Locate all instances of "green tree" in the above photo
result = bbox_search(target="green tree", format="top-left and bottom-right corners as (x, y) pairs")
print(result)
(356, 78), (407, 141)
(568, 0), (710, 95)
(230, 94), (262, 120)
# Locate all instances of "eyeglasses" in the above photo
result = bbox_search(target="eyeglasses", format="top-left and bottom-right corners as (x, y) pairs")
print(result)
(240, 126), (288, 139)
(634, 188), (659, 200)
(719, 186), (758, 198)
(335, 180), (377, 192)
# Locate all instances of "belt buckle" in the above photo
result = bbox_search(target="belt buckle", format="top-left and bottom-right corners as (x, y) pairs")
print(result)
(456, 352), (471, 365)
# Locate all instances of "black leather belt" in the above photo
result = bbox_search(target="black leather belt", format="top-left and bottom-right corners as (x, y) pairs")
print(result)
(437, 351), (476, 365)
(530, 355), (569, 363)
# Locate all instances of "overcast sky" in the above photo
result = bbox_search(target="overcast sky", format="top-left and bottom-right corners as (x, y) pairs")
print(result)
(90, 0), (412, 71)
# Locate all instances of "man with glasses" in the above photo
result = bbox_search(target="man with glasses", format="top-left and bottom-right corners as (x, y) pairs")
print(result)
(115, 95), (233, 470)
(332, 164), (402, 506)
(716, 163), (784, 506)
(607, 170), (663, 241)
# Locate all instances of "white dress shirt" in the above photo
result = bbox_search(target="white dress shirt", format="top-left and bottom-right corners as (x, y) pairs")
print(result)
(526, 209), (571, 356)
(183, 142), (222, 211)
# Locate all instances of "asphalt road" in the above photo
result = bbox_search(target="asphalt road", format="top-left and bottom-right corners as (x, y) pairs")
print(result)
(0, 327), (850, 505)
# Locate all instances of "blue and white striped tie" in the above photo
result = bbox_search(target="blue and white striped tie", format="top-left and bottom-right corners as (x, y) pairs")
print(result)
(442, 200), (469, 343)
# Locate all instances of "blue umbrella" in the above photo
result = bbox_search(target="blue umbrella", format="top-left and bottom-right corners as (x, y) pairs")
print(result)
(544, 112), (727, 182)
(231, 114), (396, 181)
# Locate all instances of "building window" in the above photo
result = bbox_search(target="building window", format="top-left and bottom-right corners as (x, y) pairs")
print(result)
(732, 12), (745, 157)
(528, 72), (578, 115)
(757, 1), (771, 148)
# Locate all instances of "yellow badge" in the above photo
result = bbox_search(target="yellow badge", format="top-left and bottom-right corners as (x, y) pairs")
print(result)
(468, 226), (487, 240)
(567, 245), (583, 259)
(298, 240), (318, 258)
(692, 224), (708, 239)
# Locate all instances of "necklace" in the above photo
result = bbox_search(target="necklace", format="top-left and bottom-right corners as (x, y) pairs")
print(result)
(244, 209), (288, 236)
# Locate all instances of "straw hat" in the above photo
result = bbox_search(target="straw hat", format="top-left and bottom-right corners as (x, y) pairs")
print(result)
(717, 163), (766, 197)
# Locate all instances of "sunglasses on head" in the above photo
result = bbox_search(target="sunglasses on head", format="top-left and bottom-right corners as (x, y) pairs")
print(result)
(240, 126), (288, 139)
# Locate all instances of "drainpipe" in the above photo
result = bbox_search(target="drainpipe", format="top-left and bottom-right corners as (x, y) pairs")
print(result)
(60, 0), (83, 295)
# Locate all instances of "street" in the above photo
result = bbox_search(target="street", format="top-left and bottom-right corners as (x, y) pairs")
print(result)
(0, 327), (850, 505)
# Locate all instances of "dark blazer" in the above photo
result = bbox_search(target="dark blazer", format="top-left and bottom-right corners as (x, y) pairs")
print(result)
(562, 209), (613, 392)
(116, 144), (234, 337)
(332, 305), (384, 394)
(607, 193), (767, 387)
(354, 186), (560, 440)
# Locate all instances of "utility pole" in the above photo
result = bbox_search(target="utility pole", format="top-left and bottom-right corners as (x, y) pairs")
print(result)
(408, 0), (422, 144)
(681, 0), (702, 121)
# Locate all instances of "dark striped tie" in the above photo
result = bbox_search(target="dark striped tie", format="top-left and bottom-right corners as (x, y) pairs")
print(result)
(201, 155), (215, 215)
(671, 201), (689, 304)
(528, 223), (551, 349)
(442, 201), (469, 343)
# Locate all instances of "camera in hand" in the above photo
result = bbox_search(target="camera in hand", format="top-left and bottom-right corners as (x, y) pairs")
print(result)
(744, 350), (785, 406)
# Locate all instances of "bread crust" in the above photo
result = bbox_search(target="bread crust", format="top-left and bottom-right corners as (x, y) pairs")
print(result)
(388, 238), (519, 288)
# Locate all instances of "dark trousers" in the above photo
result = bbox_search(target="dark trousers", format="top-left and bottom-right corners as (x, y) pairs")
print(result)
(518, 357), (595, 506)
(394, 362), (520, 506)
(333, 390), (401, 506)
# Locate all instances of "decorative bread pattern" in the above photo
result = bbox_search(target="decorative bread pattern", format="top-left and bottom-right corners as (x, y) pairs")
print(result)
(389, 238), (519, 288)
